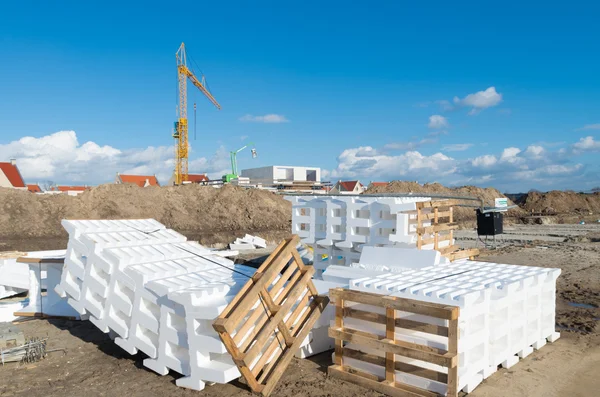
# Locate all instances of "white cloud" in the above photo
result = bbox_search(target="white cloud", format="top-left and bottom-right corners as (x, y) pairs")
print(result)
(524, 145), (545, 158)
(453, 87), (503, 115)
(572, 136), (600, 152)
(0, 130), (229, 185)
(577, 124), (600, 131)
(471, 154), (497, 168)
(328, 134), (597, 191)
(239, 114), (289, 123)
(442, 143), (473, 152)
(428, 115), (449, 129)
(500, 147), (522, 163)
(329, 146), (455, 180)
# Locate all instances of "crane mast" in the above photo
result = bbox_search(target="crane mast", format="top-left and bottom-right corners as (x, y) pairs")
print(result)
(174, 42), (221, 185)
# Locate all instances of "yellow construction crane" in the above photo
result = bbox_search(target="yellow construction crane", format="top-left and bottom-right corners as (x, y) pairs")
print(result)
(173, 42), (221, 185)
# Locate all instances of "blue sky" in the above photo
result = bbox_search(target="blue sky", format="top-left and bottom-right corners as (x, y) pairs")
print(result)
(0, 1), (598, 191)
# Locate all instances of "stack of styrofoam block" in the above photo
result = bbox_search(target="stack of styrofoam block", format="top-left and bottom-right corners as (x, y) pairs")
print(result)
(285, 196), (450, 277)
(55, 219), (274, 391)
(344, 259), (560, 394)
(0, 249), (67, 299)
(229, 234), (268, 250)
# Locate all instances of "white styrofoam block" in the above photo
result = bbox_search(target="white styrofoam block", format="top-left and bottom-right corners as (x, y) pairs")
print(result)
(296, 326), (335, 358)
(229, 242), (255, 250)
(345, 260), (561, 394)
(322, 265), (386, 285)
(243, 234), (267, 248)
(357, 246), (442, 271)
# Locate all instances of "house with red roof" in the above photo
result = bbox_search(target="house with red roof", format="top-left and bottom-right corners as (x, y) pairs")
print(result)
(55, 186), (90, 196)
(167, 173), (209, 186)
(27, 184), (42, 193)
(330, 180), (366, 195)
(115, 173), (160, 188)
(0, 160), (26, 190)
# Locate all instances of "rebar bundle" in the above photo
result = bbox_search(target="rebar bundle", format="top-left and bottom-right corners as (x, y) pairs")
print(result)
(0, 338), (47, 365)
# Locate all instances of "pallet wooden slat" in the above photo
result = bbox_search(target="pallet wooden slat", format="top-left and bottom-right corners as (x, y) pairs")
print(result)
(409, 199), (479, 262)
(420, 234), (453, 246)
(328, 288), (459, 397)
(416, 223), (459, 235)
(212, 235), (329, 396)
(446, 248), (480, 261)
(329, 289), (458, 320)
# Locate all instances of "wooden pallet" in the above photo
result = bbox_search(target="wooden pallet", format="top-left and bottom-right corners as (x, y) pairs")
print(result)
(213, 235), (329, 396)
(410, 200), (479, 261)
(328, 288), (459, 397)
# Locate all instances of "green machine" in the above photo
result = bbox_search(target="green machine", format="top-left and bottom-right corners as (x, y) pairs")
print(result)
(222, 142), (257, 183)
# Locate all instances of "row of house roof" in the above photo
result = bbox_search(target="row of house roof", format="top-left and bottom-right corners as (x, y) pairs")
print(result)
(1, 160), (211, 193)
(3, 159), (386, 194)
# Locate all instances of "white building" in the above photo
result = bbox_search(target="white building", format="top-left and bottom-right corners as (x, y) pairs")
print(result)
(241, 166), (321, 185)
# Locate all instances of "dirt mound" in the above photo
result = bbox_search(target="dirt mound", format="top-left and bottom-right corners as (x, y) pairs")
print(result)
(0, 184), (292, 246)
(519, 191), (600, 216)
(366, 181), (525, 225)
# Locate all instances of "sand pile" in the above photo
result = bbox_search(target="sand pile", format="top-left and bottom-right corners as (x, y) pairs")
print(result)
(0, 184), (292, 245)
(366, 181), (525, 225)
(518, 191), (600, 215)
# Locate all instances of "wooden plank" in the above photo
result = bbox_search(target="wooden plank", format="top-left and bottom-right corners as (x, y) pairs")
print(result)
(16, 257), (64, 264)
(449, 206), (454, 244)
(446, 248), (479, 261)
(329, 327), (455, 367)
(416, 223), (458, 235)
(337, 307), (450, 336)
(385, 308), (396, 384)
(344, 307), (386, 324)
(329, 289), (458, 320)
(437, 245), (458, 255)
(342, 348), (448, 383)
(420, 233), (452, 246)
(433, 208), (439, 250)
(420, 211), (451, 221)
(447, 318), (459, 397)
(334, 297), (344, 366)
(396, 318), (449, 337)
(416, 207), (423, 249)
(328, 365), (439, 397)
(251, 332), (285, 378)
(12, 312), (77, 320)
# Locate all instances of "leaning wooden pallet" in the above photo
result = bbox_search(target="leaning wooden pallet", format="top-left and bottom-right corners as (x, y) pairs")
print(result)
(328, 288), (460, 397)
(411, 199), (479, 260)
(213, 235), (329, 397)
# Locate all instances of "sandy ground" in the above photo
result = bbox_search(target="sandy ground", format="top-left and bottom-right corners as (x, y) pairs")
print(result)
(1, 227), (599, 397)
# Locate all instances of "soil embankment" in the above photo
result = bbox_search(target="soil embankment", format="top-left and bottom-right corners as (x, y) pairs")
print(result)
(366, 181), (525, 225)
(0, 184), (292, 250)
